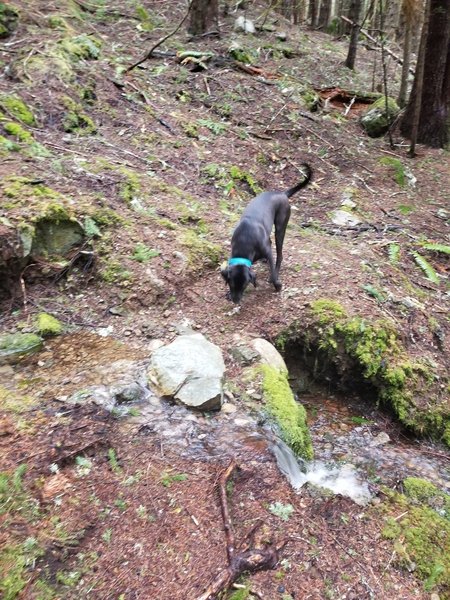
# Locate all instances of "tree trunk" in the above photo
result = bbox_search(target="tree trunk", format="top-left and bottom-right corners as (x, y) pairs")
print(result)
(397, 0), (421, 108)
(344, 0), (362, 69)
(397, 19), (413, 107)
(400, 0), (450, 148)
(188, 0), (219, 36)
(310, 0), (318, 27)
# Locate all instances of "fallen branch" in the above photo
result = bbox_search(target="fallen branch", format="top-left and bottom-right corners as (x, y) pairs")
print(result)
(196, 460), (287, 600)
(340, 16), (415, 75)
(125, 1), (194, 73)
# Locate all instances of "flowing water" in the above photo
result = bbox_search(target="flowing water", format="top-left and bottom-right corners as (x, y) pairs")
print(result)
(11, 332), (448, 505)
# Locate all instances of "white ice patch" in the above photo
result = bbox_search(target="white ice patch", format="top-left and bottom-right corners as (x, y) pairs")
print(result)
(272, 440), (372, 506)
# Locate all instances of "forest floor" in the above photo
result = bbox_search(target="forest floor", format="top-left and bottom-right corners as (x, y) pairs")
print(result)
(0, 1), (449, 599)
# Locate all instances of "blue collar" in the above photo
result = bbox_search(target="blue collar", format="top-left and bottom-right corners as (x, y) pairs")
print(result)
(228, 257), (252, 267)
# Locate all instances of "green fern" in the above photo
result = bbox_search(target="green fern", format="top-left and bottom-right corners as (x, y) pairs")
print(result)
(421, 243), (450, 255)
(412, 252), (439, 284)
(363, 284), (385, 303)
(388, 243), (400, 264)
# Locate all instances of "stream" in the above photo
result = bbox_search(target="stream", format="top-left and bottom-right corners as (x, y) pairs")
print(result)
(9, 332), (449, 504)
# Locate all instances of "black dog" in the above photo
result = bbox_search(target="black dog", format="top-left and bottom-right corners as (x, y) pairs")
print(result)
(221, 163), (312, 304)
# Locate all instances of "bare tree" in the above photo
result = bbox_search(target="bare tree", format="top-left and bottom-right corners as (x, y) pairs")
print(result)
(400, 0), (450, 149)
(397, 0), (422, 107)
(344, 0), (363, 69)
(188, 0), (219, 36)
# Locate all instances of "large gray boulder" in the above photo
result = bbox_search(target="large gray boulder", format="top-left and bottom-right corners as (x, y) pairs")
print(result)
(148, 332), (225, 410)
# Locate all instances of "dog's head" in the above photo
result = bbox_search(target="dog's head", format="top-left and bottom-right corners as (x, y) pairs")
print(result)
(221, 263), (256, 304)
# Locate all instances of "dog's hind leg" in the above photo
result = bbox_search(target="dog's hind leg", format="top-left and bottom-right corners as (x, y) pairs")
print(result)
(273, 205), (291, 284)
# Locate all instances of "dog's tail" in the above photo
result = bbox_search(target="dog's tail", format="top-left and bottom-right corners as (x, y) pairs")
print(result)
(285, 163), (312, 198)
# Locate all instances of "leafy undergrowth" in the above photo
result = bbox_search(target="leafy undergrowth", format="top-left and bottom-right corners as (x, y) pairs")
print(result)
(0, 0), (449, 597)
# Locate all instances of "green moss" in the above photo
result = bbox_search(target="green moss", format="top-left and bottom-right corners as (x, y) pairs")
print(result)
(381, 489), (450, 593)
(379, 157), (407, 187)
(260, 365), (313, 460)
(58, 34), (102, 61)
(2, 122), (50, 157)
(301, 88), (321, 112)
(0, 2), (18, 39)
(310, 298), (347, 325)
(47, 15), (70, 29)
(279, 299), (449, 445)
(0, 95), (36, 126)
(0, 134), (19, 152)
(403, 477), (450, 520)
(360, 96), (400, 137)
(3, 121), (33, 143)
(0, 333), (43, 366)
(35, 313), (64, 337)
(229, 165), (261, 194)
(179, 230), (222, 272)
(0, 539), (44, 598)
(0, 386), (37, 416)
(118, 168), (141, 205)
(100, 260), (133, 284)
(62, 97), (97, 135)
(27, 53), (74, 83)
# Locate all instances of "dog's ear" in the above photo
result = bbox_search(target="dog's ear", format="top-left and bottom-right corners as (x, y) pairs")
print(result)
(221, 266), (230, 283)
(249, 269), (257, 288)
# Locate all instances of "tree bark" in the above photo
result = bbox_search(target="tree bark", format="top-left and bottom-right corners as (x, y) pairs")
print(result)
(400, 0), (450, 148)
(188, 0), (219, 36)
(345, 0), (362, 69)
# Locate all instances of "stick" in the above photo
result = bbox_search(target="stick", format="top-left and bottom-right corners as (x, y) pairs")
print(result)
(125, 1), (194, 73)
(196, 461), (286, 600)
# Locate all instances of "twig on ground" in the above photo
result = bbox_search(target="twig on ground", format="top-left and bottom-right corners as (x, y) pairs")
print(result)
(196, 460), (287, 600)
(125, 1), (194, 73)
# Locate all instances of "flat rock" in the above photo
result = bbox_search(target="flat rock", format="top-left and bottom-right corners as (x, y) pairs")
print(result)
(330, 209), (362, 227)
(147, 332), (225, 411)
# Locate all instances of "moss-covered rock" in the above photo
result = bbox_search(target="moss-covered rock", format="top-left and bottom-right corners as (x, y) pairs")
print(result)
(277, 299), (449, 446)
(35, 313), (64, 337)
(0, 2), (18, 38)
(58, 34), (102, 61)
(0, 333), (43, 365)
(260, 364), (313, 460)
(360, 96), (400, 137)
(0, 177), (87, 260)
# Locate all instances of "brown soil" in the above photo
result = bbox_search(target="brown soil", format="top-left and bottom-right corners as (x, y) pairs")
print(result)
(0, 1), (449, 599)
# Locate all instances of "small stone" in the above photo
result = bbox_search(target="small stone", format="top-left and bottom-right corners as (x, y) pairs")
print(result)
(370, 432), (390, 447)
(109, 305), (125, 316)
(330, 209), (362, 227)
(276, 31), (287, 41)
(234, 418), (251, 427)
(163, 310), (171, 318)
(221, 403), (237, 414)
